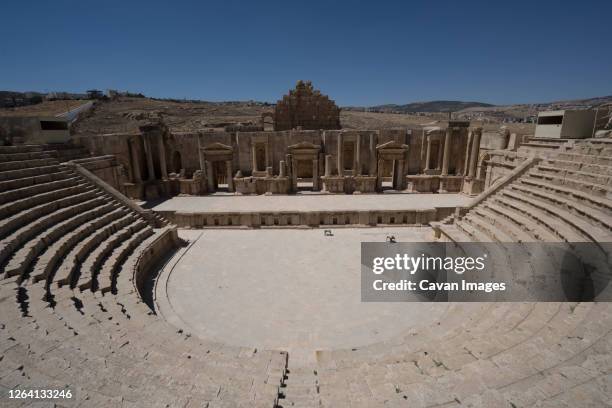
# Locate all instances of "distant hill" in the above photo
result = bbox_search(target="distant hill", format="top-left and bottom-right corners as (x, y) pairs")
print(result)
(453, 95), (612, 122)
(346, 100), (495, 113)
(343, 95), (612, 123)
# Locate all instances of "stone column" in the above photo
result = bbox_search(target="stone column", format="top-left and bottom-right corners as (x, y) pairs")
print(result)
(312, 159), (319, 191)
(441, 128), (452, 176)
(369, 133), (376, 176)
(286, 154), (294, 192)
(143, 136), (155, 181)
(354, 134), (361, 176)
(324, 154), (332, 177)
(468, 128), (482, 179)
(485, 161), (493, 186)
(252, 144), (258, 172)
(226, 160), (234, 192)
(265, 144), (270, 169)
(197, 135), (205, 172)
(424, 135), (432, 172)
(395, 159), (405, 190)
(129, 138), (142, 183)
(377, 158), (384, 191)
(337, 132), (344, 176)
(285, 154), (292, 177)
(279, 160), (286, 177)
(436, 135), (443, 171)
(157, 134), (168, 179)
(291, 158), (298, 191)
(206, 160), (215, 192)
(463, 131), (473, 176)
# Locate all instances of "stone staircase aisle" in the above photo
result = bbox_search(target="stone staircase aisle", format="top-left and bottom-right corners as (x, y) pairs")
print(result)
(0, 145), (287, 407)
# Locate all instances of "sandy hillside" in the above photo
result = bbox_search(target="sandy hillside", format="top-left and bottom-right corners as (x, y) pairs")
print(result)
(67, 97), (534, 136)
(0, 100), (92, 117)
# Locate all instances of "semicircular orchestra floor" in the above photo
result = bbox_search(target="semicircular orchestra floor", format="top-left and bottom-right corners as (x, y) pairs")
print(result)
(156, 227), (459, 365)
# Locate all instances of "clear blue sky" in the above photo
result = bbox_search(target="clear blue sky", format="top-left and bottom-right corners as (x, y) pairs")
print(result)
(1, 0), (611, 106)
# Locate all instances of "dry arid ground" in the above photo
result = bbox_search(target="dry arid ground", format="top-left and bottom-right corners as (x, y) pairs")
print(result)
(341, 110), (535, 134)
(0, 99), (91, 117)
(68, 97), (535, 136)
(72, 97), (271, 135)
(4, 93), (611, 136)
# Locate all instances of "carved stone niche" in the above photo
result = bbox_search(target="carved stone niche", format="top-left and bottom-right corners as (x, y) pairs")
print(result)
(287, 141), (321, 191)
(201, 142), (235, 192)
(250, 134), (270, 177)
(376, 140), (409, 191)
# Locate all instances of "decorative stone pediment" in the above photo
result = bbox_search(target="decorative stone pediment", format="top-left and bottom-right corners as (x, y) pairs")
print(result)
(202, 142), (233, 160)
(287, 141), (321, 151)
(376, 140), (409, 151)
(288, 141), (321, 153)
(202, 142), (233, 152)
(376, 140), (409, 161)
(423, 126), (442, 136)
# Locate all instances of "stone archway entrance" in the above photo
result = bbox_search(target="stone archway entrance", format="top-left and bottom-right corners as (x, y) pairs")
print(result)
(201, 142), (235, 193)
(376, 140), (409, 191)
(287, 141), (321, 191)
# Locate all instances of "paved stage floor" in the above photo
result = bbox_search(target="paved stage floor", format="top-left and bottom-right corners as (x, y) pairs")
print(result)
(156, 227), (451, 366)
(152, 193), (473, 213)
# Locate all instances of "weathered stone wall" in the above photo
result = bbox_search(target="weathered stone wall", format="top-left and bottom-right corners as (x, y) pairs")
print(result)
(79, 133), (136, 180)
(133, 226), (180, 297)
(167, 132), (200, 175)
(71, 156), (125, 192)
(272, 81), (340, 131)
(481, 128), (510, 150)
(77, 123), (477, 196)
(480, 150), (530, 189)
(323, 130), (376, 175)
(157, 207), (456, 229)
(406, 128), (426, 174)
(0, 116), (70, 144)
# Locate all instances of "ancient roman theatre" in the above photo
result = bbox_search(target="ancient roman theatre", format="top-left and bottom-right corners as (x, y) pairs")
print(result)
(1, 82), (611, 407)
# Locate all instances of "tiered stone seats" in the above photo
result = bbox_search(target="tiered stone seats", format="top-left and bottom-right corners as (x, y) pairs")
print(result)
(310, 138), (611, 406)
(75, 217), (150, 291)
(267, 301), (611, 407)
(517, 137), (569, 155)
(2, 140), (610, 407)
(438, 138), (612, 246)
(0, 145), (287, 407)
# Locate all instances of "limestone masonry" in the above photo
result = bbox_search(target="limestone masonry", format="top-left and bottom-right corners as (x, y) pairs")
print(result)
(0, 83), (611, 407)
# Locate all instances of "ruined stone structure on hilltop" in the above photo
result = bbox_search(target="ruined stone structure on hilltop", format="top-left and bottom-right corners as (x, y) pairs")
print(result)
(271, 80), (341, 131)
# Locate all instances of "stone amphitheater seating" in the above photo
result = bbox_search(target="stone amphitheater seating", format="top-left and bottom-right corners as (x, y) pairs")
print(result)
(516, 137), (570, 155)
(249, 138), (612, 407)
(280, 301), (612, 407)
(436, 138), (612, 245)
(1, 141), (611, 407)
(0, 145), (287, 407)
